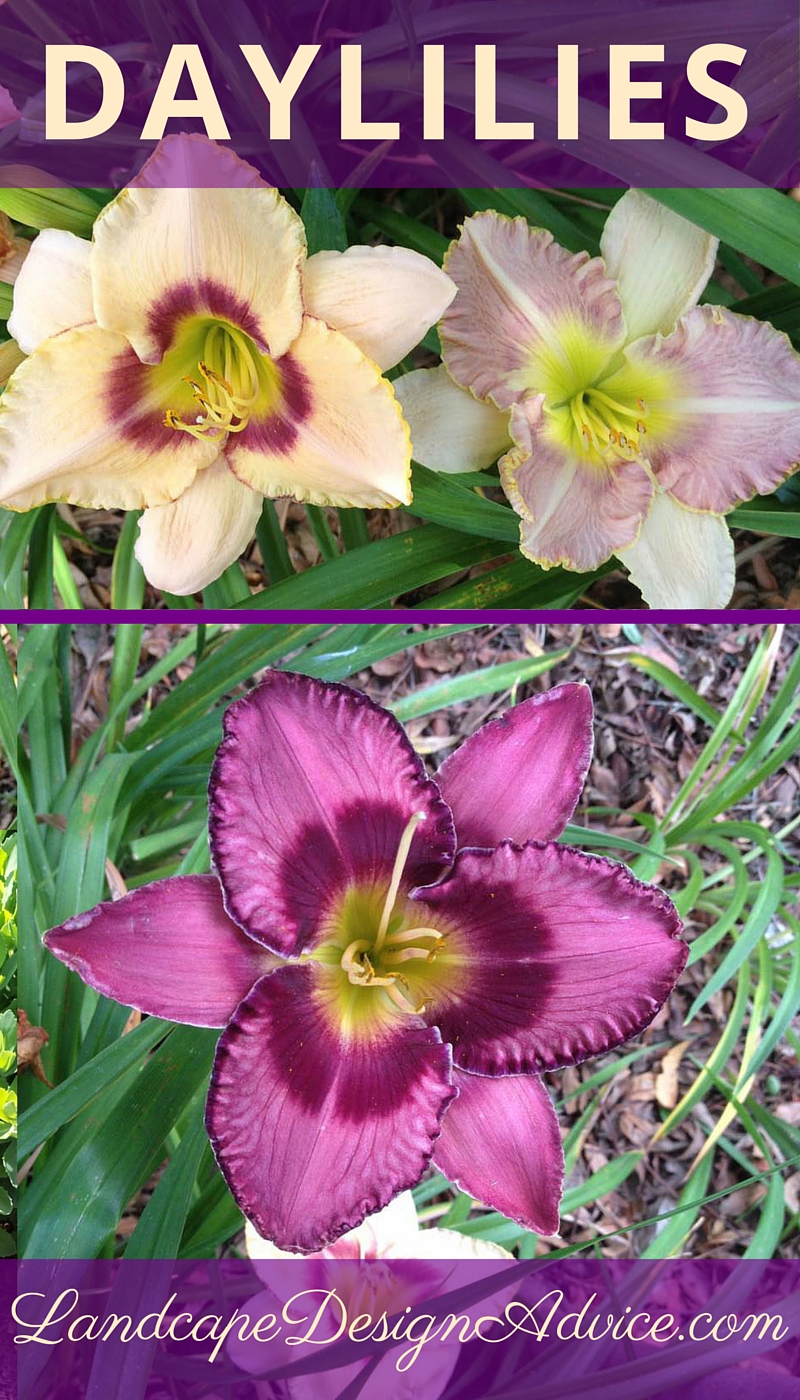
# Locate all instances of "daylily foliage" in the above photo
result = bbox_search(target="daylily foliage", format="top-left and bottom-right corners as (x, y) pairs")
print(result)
(396, 191), (800, 608)
(0, 135), (454, 594)
(44, 673), (686, 1253)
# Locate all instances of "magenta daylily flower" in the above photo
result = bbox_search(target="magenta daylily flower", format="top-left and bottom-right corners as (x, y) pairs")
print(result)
(45, 672), (686, 1253)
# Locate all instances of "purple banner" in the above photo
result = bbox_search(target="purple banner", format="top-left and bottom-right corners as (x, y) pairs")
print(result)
(8, 1259), (800, 1400)
(0, 0), (797, 188)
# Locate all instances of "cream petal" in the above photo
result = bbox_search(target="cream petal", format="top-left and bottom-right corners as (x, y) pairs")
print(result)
(626, 305), (800, 512)
(387, 1228), (512, 1261)
(0, 324), (215, 511)
(500, 396), (653, 572)
(91, 182), (306, 365)
(601, 190), (718, 341)
(303, 245), (456, 371)
(441, 211), (625, 409)
(244, 1191), (421, 1281)
(134, 457), (262, 594)
(7, 229), (94, 355)
(228, 315), (411, 508)
(394, 365), (511, 472)
(618, 490), (735, 609)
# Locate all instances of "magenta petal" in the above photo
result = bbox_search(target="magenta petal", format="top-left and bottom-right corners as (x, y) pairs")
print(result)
(417, 843), (686, 1073)
(208, 671), (456, 956)
(43, 875), (271, 1027)
(433, 1068), (564, 1235)
(205, 963), (456, 1253)
(437, 683), (593, 847)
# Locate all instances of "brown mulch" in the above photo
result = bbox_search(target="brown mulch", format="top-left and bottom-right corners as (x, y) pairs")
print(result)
(54, 500), (800, 609)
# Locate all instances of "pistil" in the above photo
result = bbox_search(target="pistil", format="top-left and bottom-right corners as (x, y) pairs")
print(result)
(373, 811), (427, 953)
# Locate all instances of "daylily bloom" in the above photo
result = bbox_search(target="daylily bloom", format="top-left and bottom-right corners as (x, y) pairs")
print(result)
(396, 191), (800, 608)
(44, 671), (686, 1252)
(0, 134), (455, 594)
(232, 1192), (516, 1400)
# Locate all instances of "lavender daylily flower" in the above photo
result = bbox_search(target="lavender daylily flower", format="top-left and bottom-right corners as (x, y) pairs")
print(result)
(396, 191), (800, 608)
(45, 672), (686, 1253)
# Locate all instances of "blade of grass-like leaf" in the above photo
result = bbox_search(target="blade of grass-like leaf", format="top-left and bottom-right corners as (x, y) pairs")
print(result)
(124, 1092), (209, 1258)
(235, 526), (507, 611)
(652, 962), (750, 1143)
(729, 503), (800, 537)
(291, 623), (476, 680)
(407, 464), (518, 542)
(560, 1152), (643, 1215)
(256, 499), (294, 582)
(390, 649), (571, 721)
(0, 509), (42, 608)
(641, 1150), (714, 1258)
(128, 819), (205, 864)
(107, 624), (143, 750)
(179, 1162), (243, 1257)
(52, 534), (83, 609)
(0, 639), (17, 781)
(684, 824), (783, 1021)
(300, 187), (348, 254)
(40, 752), (135, 1085)
(201, 562), (250, 606)
(0, 188), (99, 237)
(744, 1168), (785, 1258)
(124, 624), (327, 748)
(355, 196), (449, 262)
(623, 654), (721, 729)
(662, 626), (780, 830)
(687, 835), (750, 965)
(747, 917), (800, 1077)
(643, 189), (800, 289)
(305, 504), (340, 560)
(338, 509), (370, 551)
(20, 626), (67, 827)
(27, 506), (56, 609)
(22, 1025), (218, 1259)
(19, 1017), (172, 1160)
(690, 938), (773, 1171)
(110, 511), (146, 609)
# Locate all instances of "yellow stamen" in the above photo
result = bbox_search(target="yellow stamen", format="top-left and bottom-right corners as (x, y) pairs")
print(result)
(569, 384), (649, 461)
(165, 323), (263, 441)
(336, 818), (444, 1016)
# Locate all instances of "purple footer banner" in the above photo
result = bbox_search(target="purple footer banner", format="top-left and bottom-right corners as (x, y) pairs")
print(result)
(4, 1259), (800, 1400)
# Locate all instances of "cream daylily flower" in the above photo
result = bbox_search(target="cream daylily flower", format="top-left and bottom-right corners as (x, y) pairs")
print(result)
(0, 135), (455, 594)
(395, 191), (800, 609)
(233, 1192), (517, 1400)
